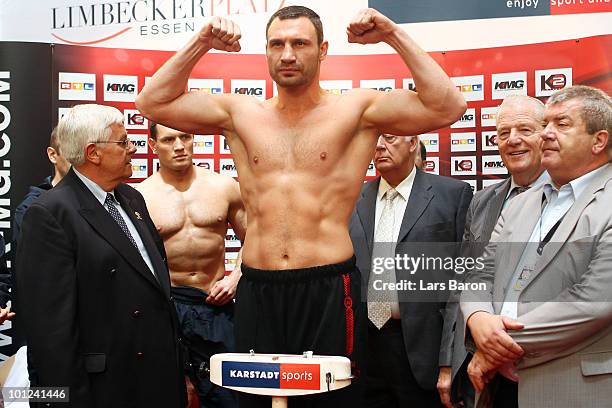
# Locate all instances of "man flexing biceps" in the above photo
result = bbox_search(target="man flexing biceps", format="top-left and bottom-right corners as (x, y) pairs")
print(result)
(137, 6), (465, 406)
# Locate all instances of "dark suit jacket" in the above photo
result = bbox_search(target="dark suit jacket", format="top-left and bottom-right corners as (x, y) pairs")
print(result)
(449, 177), (510, 406)
(16, 168), (185, 408)
(462, 178), (511, 249)
(349, 169), (473, 391)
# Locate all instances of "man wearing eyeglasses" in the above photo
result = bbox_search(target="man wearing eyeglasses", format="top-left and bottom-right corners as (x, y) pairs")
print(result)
(138, 123), (246, 408)
(15, 104), (186, 408)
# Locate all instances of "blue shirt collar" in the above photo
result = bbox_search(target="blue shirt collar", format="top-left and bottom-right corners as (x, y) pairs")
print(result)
(543, 164), (608, 201)
(73, 167), (115, 206)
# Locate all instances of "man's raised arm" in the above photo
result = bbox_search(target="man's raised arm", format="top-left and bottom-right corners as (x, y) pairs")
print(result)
(349, 8), (467, 136)
(136, 17), (242, 135)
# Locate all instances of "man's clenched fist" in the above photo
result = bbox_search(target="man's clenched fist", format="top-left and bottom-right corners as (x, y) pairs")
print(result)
(199, 16), (242, 52)
(347, 8), (397, 45)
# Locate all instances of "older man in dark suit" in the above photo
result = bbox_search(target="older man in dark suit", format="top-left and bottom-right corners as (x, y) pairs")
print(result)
(16, 104), (185, 408)
(350, 134), (472, 407)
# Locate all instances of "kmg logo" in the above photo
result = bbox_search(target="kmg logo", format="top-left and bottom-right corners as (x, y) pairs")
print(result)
(107, 83), (135, 92)
(494, 80), (524, 90)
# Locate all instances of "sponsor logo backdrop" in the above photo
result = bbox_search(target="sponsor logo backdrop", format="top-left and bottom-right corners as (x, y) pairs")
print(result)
(0, 3), (610, 358)
(53, 35), (611, 191)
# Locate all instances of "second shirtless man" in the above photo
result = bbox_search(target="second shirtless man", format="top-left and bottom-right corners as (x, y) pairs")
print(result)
(137, 5), (466, 406)
(138, 123), (246, 408)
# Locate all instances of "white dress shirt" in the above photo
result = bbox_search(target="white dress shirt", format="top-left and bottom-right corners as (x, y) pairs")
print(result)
(375, 166), (417, 241)
(374, 166), (417, 318)
(73, 168), (156, 276)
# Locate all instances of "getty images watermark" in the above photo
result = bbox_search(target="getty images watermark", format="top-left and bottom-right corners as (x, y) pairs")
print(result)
(371, 253), (486, 292)
(365, 240), (606, 303)
(364, 242), (490, 303)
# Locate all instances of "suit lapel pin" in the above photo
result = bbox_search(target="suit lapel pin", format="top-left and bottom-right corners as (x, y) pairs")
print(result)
(135, 211), (143, 220)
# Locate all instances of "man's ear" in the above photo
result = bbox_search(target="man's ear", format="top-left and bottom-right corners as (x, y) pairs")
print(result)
(592, 130), (609, 156)
(319, 41), (328, 61)
(47, 147), (58, 165)
(148, 138), (157, 154)
(85, 143), (101, 164)
(409, 137), (419, 153)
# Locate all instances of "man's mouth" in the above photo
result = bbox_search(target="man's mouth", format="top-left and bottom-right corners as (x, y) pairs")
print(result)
(541, 145), (559, 155)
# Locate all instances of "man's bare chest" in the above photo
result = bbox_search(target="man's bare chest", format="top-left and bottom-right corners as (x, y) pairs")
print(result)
(150, 189), (229, 235)
(231, 109), (361, 172)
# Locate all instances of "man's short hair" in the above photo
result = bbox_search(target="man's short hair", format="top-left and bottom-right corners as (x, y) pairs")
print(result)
(497, 95), (545, 124)
(419, 140), (427, 161)
(49, 126), (60, 153)
(57, 104), (124, 166)
(149, 121), (159, 140)
(546, 86), (612, 145)
(266, 6), (324, 45)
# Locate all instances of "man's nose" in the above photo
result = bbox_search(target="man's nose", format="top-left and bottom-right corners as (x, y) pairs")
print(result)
(507, 128), (523, 145)
(174, 138), (185, 150)
(281, 44), (296, 63)
(541, 123), (555, 141)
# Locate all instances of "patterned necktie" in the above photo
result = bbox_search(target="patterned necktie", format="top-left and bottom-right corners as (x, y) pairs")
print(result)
(368, 188), (400, 329)
(105, 193), (138, 249)
(509, 185), (530, 200)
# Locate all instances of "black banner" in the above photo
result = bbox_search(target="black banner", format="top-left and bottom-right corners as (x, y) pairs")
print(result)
(369, 0), (549, 23)
(0, 42), (53, 358)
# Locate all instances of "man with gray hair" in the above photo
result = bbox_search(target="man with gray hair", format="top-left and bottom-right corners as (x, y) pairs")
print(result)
(16, 104), (185, 408)
(449, 94), (548, 407)
(461, 85), (612, 407)
(350, 133), (472, 407)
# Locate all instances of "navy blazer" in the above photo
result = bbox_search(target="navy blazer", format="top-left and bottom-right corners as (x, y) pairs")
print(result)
(16, 168), (185, 408)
